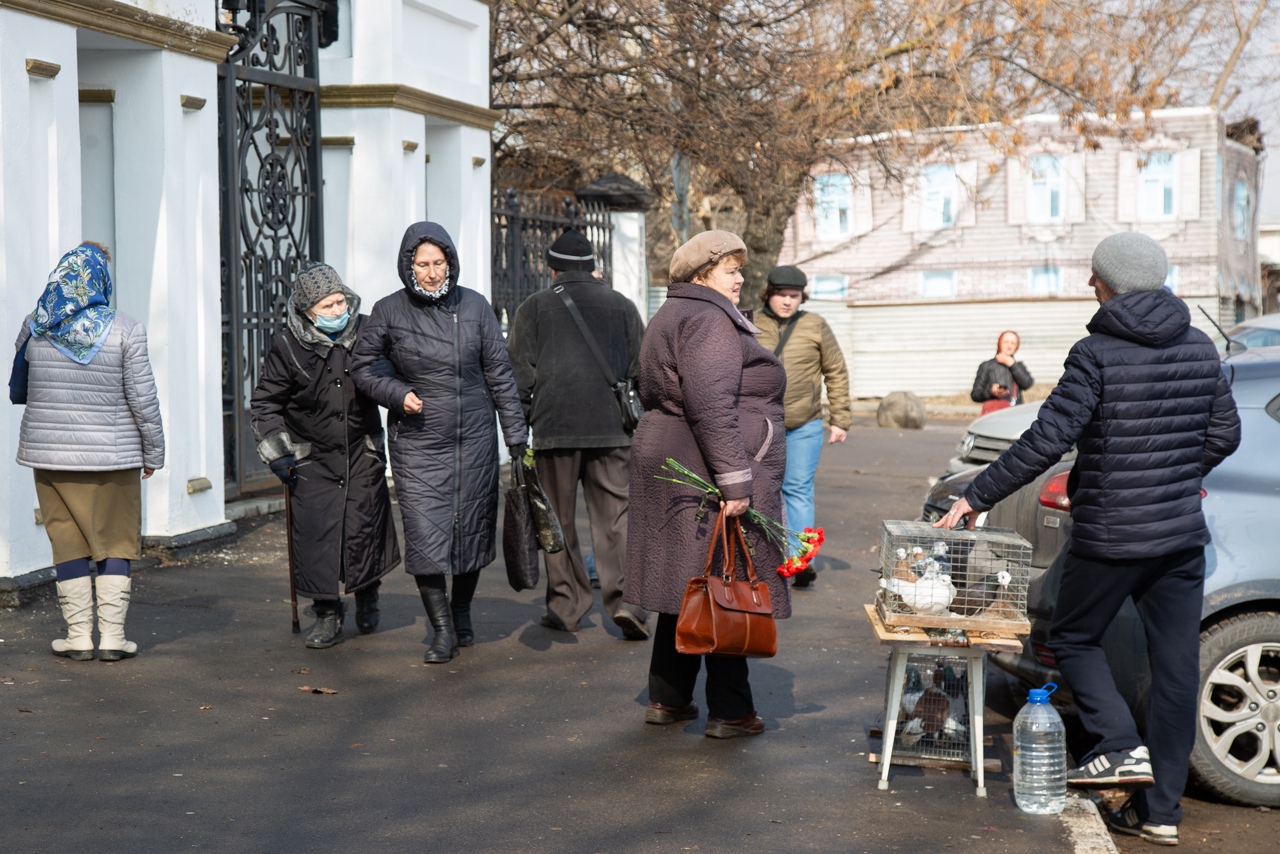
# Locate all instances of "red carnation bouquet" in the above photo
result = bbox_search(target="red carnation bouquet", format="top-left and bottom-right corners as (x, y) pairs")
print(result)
(656, 458), (826, 578)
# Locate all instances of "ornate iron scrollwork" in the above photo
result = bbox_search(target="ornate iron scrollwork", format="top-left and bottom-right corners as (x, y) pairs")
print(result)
(218, 0), (324, 496)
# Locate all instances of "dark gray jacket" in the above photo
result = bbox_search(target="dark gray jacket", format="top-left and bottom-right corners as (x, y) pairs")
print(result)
(965, 289), (1241, 560)
(970, 357), (1034, 405)
(506, 271), (645, 450)
(352, 222), (527, 576)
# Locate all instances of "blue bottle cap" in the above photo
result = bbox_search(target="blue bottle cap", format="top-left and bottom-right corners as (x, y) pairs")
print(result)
(1027, 682), (1058, 705)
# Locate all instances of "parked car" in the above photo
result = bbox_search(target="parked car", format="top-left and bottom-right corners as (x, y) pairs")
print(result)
(947, 401), (1046, 473)
(922, 347), (1280, 807)
(1211, 312), (1280, 355)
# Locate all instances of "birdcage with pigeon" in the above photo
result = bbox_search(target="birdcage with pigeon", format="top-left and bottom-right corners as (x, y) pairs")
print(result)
(876, 520), (1031, 635)
(884, 654), (976, 765)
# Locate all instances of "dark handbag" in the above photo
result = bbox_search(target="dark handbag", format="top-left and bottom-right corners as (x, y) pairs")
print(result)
(522, 456), (564, 553)
(553, 284), (643, 432)
(9, 335), (30, 405)
(675, 513), (777, 658)
(502, 461), (541, 592)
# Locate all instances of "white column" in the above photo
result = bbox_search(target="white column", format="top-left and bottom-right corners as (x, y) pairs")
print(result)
(610, 211), (647, 314)
(0, 12), (81, 581)
(77, 47), (227, 542)
(423, 122), (491, 298)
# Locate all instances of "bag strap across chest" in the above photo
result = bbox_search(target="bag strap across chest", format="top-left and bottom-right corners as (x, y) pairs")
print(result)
(554, 285), (619, 387)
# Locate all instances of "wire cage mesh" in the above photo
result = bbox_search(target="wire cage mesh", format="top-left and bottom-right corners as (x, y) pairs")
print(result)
(876, 520), (1032, 634)
(883, 653), (975, 765)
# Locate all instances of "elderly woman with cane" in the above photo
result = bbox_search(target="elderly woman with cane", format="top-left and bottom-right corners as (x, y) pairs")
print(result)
(13, 242), (164, 662)
(250, 262), (400, 649)
(353, 222), (527, 665)
(624, 231), (790, 738)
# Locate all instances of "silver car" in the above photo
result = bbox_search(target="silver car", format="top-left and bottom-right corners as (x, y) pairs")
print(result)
(932, 348), (1280, 806)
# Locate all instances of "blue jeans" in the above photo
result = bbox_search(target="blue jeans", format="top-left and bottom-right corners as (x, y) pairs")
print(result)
(782, 419), (824, 547)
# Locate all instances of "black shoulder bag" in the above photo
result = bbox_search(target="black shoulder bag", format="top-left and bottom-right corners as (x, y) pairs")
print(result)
(553, 284), (643, 432)
(772, 312), (806, 358)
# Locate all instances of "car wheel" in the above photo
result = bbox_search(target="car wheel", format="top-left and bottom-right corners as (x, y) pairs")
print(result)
(1190, 611), (1280, 807)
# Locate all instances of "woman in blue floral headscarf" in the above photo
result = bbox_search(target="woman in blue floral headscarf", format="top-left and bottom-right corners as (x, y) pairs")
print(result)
(13, 242), (165, 663)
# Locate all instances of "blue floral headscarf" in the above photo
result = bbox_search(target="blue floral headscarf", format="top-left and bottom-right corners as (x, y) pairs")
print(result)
(30, 244), (116, 365)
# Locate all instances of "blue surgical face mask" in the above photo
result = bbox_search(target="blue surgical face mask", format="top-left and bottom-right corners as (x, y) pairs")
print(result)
(313, 310), (350, 333)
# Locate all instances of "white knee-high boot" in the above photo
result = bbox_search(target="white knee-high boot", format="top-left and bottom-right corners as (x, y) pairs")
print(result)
(95, 575), (138, 661)
(51, 577), (96, 661)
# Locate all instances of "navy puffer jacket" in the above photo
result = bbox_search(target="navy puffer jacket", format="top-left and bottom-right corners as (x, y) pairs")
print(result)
(965, 288), (1240, 560)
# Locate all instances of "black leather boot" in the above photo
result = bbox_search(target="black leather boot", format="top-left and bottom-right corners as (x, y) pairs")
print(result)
(306, 600), (345, 649)
(354, 582), (381, 634)
(417, 584), (458, 664)
(451, 602), (473, 647)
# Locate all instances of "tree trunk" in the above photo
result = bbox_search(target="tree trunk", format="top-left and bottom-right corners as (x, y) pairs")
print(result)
(736, 180), (806, 310)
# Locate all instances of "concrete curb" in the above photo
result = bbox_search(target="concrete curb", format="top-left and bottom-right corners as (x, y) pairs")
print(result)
(1060, 795), (1120, 853)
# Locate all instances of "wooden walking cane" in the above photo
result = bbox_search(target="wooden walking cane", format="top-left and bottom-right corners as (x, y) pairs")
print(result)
(283, 481), (300, 634)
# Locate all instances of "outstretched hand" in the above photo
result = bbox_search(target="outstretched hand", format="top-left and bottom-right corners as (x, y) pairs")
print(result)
(933, 496), (978, 530)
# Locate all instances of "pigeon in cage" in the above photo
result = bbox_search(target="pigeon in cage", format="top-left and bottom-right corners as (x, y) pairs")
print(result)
(894, 557), (956, 615)
(892, 548), (916, 582)
(899, 664), (926, 718)
(897, 716), (926, 747)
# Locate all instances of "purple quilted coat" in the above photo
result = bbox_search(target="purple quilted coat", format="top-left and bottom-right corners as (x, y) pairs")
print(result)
(623, 283), (791, 618)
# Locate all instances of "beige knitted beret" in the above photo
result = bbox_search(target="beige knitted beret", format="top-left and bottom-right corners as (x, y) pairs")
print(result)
(669, 230), (747, 284)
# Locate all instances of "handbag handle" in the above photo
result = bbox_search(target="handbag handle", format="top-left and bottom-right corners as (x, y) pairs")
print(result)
(699, 512), (763, 586)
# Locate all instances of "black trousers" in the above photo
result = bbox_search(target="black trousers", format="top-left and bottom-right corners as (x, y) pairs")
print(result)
(648, 613), (754, 719)
(1049, 546), (1205, 827)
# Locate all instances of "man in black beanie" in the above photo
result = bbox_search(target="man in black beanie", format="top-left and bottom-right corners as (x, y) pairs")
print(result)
(938, 232), (1240, 846)
(507, 230), (650, 639)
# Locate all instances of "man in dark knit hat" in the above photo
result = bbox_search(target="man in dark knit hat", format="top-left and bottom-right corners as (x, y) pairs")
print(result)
(939, 232), (1240, 846)
(507, 230), (651, 639)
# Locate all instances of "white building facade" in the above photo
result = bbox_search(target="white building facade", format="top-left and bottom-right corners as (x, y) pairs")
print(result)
(776, 108), (1264, 398)
(0, 0), (497, 601)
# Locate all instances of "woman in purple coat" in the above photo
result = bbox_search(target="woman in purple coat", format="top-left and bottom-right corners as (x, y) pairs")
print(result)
(624, 231), (790, 739)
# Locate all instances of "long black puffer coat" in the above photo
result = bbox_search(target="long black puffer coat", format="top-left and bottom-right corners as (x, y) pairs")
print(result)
(352, 222), (527, 576)
(250, 295), (400, 599)
(965, 288), (1240, 560)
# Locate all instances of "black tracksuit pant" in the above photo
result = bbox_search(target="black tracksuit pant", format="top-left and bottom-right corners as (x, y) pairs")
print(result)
(1049, 546), (1206, 827)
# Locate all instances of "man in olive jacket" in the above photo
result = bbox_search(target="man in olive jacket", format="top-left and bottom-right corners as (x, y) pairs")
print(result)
(941, 233), (1240, 846)
(507, 230), (650, 639)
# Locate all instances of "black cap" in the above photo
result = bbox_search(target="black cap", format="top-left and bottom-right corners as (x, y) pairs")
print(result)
(767, 265), (807, 290)
(547, 229), (596, 272)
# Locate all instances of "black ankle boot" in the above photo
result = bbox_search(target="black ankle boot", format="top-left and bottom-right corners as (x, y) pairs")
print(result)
(451, 602), (473, 647)
(306, 600), (345, 649)
(355, 582), (381, 634)
(418, 585), (459, 664)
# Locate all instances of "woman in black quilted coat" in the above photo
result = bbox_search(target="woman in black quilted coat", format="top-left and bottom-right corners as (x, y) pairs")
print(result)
(353, 222), (527, 664)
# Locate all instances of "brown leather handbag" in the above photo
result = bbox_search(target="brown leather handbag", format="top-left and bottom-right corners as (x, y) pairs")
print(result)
(675, 513), (777, 658)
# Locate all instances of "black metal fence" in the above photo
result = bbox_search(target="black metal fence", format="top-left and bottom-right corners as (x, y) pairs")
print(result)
(491, 188), (613, 329)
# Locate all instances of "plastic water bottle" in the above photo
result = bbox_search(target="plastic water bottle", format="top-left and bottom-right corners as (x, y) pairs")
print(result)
(1013, 682), (1067, 815)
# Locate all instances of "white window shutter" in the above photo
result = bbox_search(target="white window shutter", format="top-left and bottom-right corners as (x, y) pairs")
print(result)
(1178, 148), (1202, 221)
(1116, 152), (1138, 223)
(854, 170), (874, 236)
(901, 181), (920, 233)
(1006, 158), (1025, 225)
(956, 160), (979, 227)
(1065, 153), (1087, 223)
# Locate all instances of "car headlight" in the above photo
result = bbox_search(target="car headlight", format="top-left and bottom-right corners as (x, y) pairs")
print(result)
(959, 433), (976, 458)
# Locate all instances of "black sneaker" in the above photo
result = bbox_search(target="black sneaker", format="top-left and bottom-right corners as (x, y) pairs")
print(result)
(1106, 798), (1178, 846)
(1067, 746), (1155, 788)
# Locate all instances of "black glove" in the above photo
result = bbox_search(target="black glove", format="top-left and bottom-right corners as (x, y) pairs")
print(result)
(269, 454), (298, 487)
(508, 443), (528, 462)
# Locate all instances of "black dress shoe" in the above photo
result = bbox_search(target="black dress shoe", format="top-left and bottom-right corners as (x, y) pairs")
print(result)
(354, 583), (380, 634)
(705, 714), (765, 738)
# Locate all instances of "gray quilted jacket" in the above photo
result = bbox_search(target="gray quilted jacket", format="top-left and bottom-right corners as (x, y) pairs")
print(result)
(15, 313), (165, 471)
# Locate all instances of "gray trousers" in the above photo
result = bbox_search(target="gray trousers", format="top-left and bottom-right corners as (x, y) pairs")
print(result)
(535, 447), (647, 630)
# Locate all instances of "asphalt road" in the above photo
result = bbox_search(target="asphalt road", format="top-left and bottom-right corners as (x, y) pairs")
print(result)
(3, 418), (1101, 853)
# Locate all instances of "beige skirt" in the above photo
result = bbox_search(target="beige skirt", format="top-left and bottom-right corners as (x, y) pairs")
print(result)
(33, 469), (142, 564)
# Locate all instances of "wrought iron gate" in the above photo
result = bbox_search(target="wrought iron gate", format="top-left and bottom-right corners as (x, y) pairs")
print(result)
(218, 0), (325, 496)
(491, 188), (613, 329)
